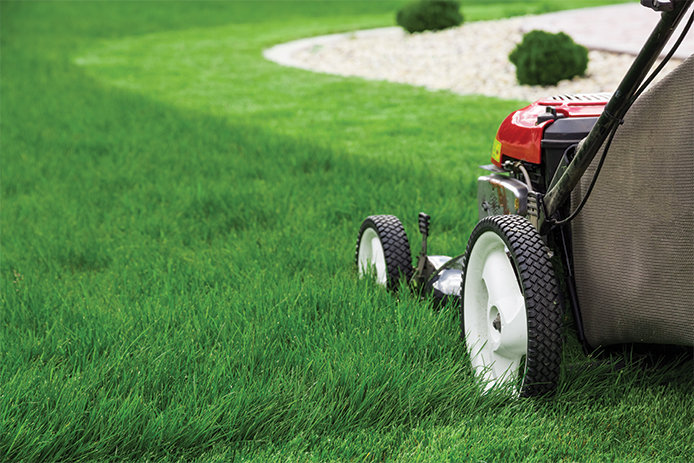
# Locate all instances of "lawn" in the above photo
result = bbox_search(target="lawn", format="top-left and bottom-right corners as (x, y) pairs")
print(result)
(1, 0), (692, 461)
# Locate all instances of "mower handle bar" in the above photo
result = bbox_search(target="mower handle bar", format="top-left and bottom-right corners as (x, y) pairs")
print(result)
(541, 0), (692, 226)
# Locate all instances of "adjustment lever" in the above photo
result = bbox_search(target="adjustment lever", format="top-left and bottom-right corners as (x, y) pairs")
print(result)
(418, 212), (430, 256)
(413, 212), (433, 286)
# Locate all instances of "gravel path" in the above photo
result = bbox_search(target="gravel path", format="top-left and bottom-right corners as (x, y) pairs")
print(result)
(264, 8), (687, 101)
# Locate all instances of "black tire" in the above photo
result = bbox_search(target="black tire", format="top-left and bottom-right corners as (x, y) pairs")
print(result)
(460, 215), (562, 397)
(355, 215), (413, 291)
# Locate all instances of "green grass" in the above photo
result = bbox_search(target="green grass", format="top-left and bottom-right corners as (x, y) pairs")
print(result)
(1, 0), (691, 461)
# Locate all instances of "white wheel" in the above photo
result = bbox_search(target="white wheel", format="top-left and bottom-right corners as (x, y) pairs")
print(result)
(461, 215), (562, 397)
(357, 227), (388, 286)
(465, 231), (528, 391)
(355, 215), (413, 290)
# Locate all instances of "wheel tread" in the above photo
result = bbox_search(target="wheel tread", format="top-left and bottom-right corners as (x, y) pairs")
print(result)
(355, 215), (413, 290)
(461, 215), (562, 397)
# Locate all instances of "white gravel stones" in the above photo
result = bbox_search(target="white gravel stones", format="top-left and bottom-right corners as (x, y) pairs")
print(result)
(264, 16), (683, 101)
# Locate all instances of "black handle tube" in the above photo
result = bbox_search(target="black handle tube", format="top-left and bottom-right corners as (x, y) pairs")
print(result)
(542, 0), (692, 222)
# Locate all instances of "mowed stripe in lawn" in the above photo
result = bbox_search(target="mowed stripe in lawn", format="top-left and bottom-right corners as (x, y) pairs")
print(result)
(1, 1), (692, 461)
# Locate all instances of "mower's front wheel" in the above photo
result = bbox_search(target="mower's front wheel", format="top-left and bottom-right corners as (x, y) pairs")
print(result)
(461, 215), (562, 397)
(356, 215), (413, 291)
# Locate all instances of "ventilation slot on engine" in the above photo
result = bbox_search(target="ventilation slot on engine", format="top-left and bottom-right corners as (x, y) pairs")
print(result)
(549, 93), (611, 102)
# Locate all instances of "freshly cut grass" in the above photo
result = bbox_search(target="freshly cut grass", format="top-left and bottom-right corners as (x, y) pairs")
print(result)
(1, 0), (691, 461)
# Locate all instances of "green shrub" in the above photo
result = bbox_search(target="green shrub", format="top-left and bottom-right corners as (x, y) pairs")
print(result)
(509, 30), (589, 86)
(396, 0), (463, 34)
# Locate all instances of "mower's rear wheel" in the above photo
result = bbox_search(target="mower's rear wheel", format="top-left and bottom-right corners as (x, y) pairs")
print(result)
(356, 215), (413, 291)
(461, 215), (562, 397)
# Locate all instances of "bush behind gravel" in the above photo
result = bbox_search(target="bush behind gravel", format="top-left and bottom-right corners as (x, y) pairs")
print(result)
(510, 29), (589, 86)
(396, 0), (464, 33)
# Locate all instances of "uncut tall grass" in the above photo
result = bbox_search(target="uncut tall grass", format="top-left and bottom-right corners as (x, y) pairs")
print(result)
(1, 1), (691, 461)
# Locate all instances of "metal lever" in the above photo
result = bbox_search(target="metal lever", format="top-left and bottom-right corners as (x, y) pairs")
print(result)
(414, 212), (433, 287)
(418, 212), (430, 256)
(641, 0), (674, 12)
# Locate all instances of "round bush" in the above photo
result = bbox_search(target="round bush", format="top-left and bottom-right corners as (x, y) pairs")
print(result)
(396, 0), (463, 34)
(509, 30), (589, 86)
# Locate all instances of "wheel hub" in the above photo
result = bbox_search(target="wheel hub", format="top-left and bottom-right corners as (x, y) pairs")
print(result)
(463, 231), (529, 392)
(492, 312), (502, 333)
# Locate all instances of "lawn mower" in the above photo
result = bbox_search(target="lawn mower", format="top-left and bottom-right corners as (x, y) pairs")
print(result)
(355, 0), (694, 397)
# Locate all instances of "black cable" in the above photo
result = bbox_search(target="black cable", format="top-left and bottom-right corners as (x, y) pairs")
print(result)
(549, 125), (619, 226)
(548, 4), (694, 227)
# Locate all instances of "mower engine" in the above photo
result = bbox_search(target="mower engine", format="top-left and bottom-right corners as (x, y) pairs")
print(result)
(478, 94), (610, 221)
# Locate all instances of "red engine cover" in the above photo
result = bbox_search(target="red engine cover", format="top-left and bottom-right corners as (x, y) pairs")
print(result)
(492, 94), (609, 167)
